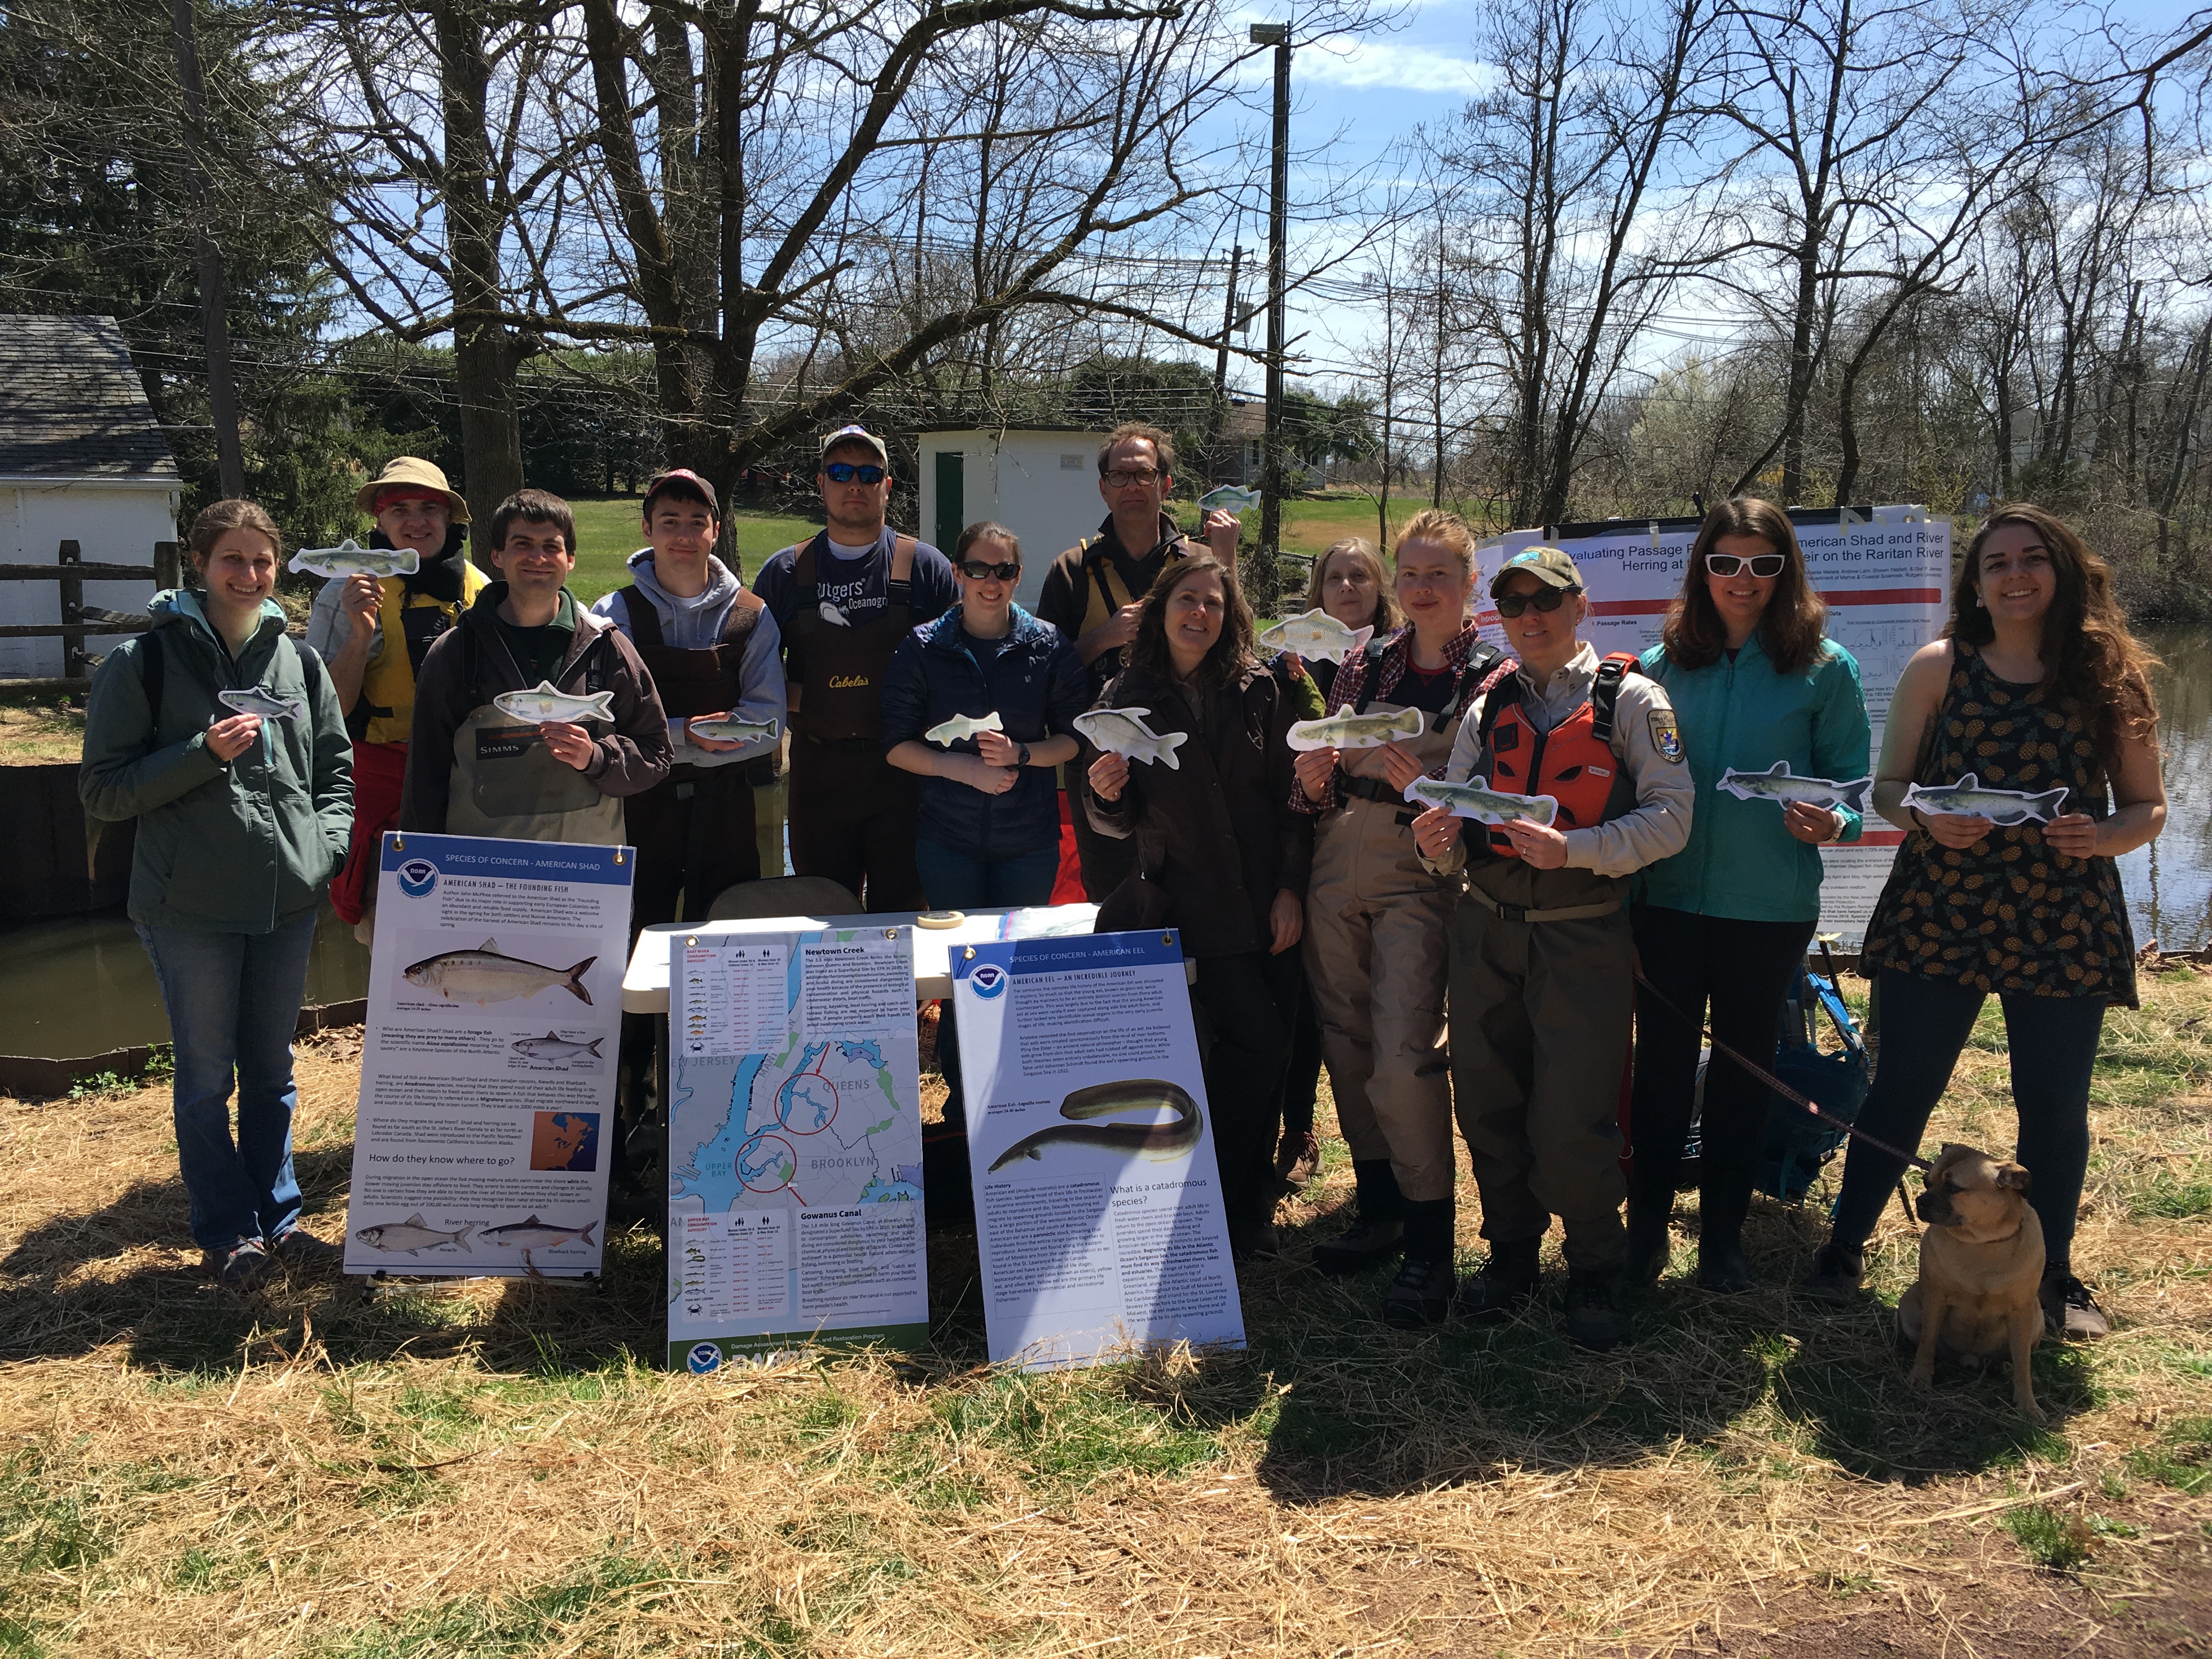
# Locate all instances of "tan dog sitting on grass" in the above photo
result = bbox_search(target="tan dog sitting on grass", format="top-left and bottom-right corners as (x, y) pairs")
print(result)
(1898, 1144), (2048, 1424)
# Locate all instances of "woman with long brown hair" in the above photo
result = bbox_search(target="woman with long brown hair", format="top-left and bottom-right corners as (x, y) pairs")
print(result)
(1805, 504), (2166, 1338)
(1628, 498), (1872, 1293)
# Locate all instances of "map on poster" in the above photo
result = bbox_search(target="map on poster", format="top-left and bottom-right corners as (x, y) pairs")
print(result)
(344, 833), (631, 1278)
(1479, 507), (1951, 944)
(667, 927), (926, 1370)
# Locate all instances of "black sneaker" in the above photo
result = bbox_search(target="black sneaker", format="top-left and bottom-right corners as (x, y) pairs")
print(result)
(205, 1239), (270, 1292)
(1801, 1240), (1864, 1302)
(1382, 1256), (1455, 1329)
(1695, 1240), (1751, 1294)
(1229, 1221), (1282, 1263)
(2040, 1266), (2109, 1340)
(1452, 1238), (1541, 1322)
(268, 1228), (343, 1267)
(1563, 1271), (1632, 1350)
(1312, 1217), (1404, 1276)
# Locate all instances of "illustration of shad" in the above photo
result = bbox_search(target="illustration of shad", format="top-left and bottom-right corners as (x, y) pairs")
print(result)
(403, 940), (597, 1006)
(480, 1214), (600, 1251)
(686, 714), (780, 745)
(217, 686), (304, 722)
(1403, 776), (1561, 827)
(288, 538), (421, 580)
(1198, 483), (1262, 515)
(1717, 763), (1873, 815)
(1904, 774), (2070, 825)
(1073, 707), (1187, 769)
(926, 710), (1005, 746)
(511, 1032), (606, 1063)
(1257, 608), (1375, 664)
(493, 681), (618, 725)
(353, 1214), (472, 1255)
(988, 1079), (1203, 1172)
(819, 600), (850, 627)
(1287, 706), (1425, 752)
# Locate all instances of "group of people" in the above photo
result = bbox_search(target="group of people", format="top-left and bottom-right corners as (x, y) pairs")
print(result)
(81, 421), (2167, 1363)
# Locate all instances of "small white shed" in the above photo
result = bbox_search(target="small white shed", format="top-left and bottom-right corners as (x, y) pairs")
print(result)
(915, 427), (1110, 611)
(0, 314), (182, 683)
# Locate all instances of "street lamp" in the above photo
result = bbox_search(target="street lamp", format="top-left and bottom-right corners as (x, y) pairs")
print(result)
(1250, 21), (1290, 577)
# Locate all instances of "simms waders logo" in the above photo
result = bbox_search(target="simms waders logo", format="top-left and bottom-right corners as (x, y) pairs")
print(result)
(397, 859), (439, 898)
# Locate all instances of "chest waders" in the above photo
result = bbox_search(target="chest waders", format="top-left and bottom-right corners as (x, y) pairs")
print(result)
(445, 625), (625, 844)
(351, 562), (489, 744)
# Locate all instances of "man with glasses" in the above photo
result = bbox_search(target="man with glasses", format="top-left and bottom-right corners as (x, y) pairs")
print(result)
(1410, 546), (1693, 1351)
(1036, 421), (1240, 899)
(753, 426), (958, 910)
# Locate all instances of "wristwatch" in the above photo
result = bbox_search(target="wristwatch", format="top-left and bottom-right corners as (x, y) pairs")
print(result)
(1017, 742), (1031, 766)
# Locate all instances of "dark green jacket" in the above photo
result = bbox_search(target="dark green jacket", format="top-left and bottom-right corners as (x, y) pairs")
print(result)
(80, 590), (353, 932)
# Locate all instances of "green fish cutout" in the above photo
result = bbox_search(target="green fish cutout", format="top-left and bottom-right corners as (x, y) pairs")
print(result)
(1904, 774), (2069, 825)
(1287, 706), (1424, 752)
(1403, 776), (1560, 827)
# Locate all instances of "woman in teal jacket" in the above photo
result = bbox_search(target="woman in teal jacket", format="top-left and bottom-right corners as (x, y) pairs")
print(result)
(81, 500), (353, 1290)
(1627, 498), (1871, 1292)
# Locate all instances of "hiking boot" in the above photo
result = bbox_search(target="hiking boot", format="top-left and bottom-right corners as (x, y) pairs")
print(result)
(268, 1227), (342, 1267)
(1229, 1221), (1282, 1263)
(1275, 1127), (1322, 1192)
(1801, 1240), (1864, 1303)
(206, 1239), (270, 1292)
(1562, 1271), (1632, 1350)
(1453, 1237), (1541, 1322)
(1383, 1256), (1456, 1330)
(1696, 1239), (1751, 1295)
(2041, 1266), (2109, 1340)
(1313, 1217), (1404, 1275)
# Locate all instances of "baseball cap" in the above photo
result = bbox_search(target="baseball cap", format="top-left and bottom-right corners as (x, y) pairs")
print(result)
(354, 456), (470, 523)
(641, 467), (720, 518)
(1489, 545), (1582, 596)
(818, 425), (890, 467)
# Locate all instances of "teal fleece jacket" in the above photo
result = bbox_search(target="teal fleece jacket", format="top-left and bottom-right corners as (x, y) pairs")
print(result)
(1635, 632), (1871, 922)
(80, 590), (353, 933)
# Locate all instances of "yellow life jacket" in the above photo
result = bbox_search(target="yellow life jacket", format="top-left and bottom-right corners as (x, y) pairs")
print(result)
(356, 561), (490, 744)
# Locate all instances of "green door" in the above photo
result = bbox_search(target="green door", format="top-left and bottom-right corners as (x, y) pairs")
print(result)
(934, 451), (964, 552)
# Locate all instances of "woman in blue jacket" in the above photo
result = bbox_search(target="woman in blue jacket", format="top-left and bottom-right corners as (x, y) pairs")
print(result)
(1627, 498), (1871, 1292)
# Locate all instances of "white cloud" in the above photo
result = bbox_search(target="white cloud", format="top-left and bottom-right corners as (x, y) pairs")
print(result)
(1295, 38), (1496, 95)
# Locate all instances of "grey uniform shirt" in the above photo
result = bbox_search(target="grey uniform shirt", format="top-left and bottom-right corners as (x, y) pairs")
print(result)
(1425, 641), (1693, 878)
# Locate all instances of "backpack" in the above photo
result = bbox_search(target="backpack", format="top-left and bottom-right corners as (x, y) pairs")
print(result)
(134, 625), (328, 720)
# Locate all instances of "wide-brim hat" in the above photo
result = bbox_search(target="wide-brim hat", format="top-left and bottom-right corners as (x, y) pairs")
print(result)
(354, 456), (470, 523)
(1489, 544), (1582, 596)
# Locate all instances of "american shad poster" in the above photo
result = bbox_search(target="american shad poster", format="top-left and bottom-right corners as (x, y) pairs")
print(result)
(956, 929), (1244, 1370)
(1479, 506), (1951, 945)
(343, 833), (633, 1278)
(666, 925), (927, 1370)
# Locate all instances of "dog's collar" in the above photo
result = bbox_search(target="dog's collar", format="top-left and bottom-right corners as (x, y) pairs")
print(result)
(1955, 1219), (2025, 1245)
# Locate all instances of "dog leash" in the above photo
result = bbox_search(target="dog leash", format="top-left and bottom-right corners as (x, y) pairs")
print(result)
(1632, 970), (1936, 1174)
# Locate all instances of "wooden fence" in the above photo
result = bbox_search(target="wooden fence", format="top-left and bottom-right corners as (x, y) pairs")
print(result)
(1, 538), (183, 695)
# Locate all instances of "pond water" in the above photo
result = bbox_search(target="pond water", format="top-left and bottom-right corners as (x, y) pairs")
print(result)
(2117, 623), (2212, 955)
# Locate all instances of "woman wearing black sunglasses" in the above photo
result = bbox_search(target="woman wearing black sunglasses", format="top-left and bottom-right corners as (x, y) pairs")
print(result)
(1626, 498), (1871, 1293)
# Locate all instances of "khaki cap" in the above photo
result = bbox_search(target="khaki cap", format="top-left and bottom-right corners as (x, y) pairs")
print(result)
(354, 456), (470, 523)
(1489, 544), (1582, 596)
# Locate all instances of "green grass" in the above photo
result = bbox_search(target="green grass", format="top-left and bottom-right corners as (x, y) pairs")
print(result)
(2127, 1415), (2212, 1495)
(2001, 1502), (2096, 1570)
(563, 500), (823, 602)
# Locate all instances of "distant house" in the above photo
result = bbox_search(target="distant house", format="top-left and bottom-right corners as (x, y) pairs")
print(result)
(0, 314), (181, 681)
(1215, 398), (1322, 489)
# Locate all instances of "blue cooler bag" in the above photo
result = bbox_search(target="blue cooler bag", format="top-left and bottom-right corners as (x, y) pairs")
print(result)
(1754, 968), (1869, 1203)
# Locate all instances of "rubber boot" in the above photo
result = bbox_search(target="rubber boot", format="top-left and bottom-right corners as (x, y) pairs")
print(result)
(1383, 1198), (1457, 1329)
(1453, 1235), (1542, 1322)
(1313, 1160), (1406, 1276)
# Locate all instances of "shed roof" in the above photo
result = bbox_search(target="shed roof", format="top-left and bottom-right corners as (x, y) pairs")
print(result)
(0, 314), (180, 482)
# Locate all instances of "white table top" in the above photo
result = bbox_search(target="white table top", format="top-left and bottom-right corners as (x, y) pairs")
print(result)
(622, 904), (1120, 1013)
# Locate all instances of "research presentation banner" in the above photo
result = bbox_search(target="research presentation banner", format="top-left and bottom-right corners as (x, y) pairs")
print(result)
(1480, 507), (1951, 945)
(956, 929), (1245, 1370)
(345, 833), (633, 1279)
(666, 925), (927, 1372)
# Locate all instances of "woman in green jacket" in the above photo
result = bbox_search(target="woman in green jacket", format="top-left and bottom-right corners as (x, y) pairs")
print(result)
(80, 500), (354, 1290)
(1627, 498), (1871, 1291)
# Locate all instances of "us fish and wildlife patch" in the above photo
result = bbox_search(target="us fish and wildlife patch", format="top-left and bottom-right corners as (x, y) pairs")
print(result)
(1650, 712), (1684, 762)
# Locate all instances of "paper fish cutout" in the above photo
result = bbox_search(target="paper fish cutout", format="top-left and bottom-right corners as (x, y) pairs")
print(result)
(1904, 774), (2069, 825)
(1074, 707), (1187, 769)
(1259, 608), (1374, 664)
(1717, 763), (1872, 815)
(289, 539), (420, 579)
(1286, 706), (1424, 752)
(1403, 777), (1560, 827)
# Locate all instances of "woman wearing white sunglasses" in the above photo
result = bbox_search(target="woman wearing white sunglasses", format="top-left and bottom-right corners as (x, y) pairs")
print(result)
(1626, 498), (1871, 1292)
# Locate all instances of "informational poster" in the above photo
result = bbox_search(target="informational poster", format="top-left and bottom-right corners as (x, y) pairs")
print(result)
(955, 929), (1245, 1371)
(1479, 506), (1951, 945)
(666, 926), (927, 1370)
(345, 833), (632, 1278)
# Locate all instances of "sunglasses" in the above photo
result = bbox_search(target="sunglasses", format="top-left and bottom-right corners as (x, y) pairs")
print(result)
(1706, 551), (1786, 578)
(958, 560), (1020, 581)
(1494, 586), (1575, 618)
(823, 462), (887, 484)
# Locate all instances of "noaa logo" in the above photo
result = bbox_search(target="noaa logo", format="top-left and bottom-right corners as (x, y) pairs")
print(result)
(397, 859), (438, 898)
(969, 964), (1008, 1000)
(686, 1342), (721, 1374)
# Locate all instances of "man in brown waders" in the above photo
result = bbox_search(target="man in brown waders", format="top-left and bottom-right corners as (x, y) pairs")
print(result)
(1035, 422), (1241, 901)
(752, 428), (958, 911)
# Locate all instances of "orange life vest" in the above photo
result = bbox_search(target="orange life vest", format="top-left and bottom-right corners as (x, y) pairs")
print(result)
(1472, 651), (1642, 860)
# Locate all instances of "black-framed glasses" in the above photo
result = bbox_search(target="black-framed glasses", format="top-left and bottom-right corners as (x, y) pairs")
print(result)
(1706, 551), (1786, 578)
(1494, 586), (1574, 618)
(823, 462), (887, 484)
(958, 560), (1020, 582)
(1103, 467), (1163, 488)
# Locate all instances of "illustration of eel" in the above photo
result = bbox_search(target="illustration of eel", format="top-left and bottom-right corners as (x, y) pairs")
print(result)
(986, 1079), (1203, 1172)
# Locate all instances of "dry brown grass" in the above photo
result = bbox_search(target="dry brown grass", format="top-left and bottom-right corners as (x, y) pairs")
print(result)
(1, 976), (2208, 1657)
(0, 696), (86, 765)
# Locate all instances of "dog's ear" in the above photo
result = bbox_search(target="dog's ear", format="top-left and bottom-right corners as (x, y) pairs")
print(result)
(1995, 1161), (2033, 1193)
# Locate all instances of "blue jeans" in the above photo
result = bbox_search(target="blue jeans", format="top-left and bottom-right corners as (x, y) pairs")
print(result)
(137, 911), (318, 1253)
(915, 838), (1062, 1130)
(1829, 970), (2106, 1266)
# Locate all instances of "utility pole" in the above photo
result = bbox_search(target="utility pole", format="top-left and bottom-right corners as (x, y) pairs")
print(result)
(1210, 243), (1244, 486)
(1251, 21), (1291, 571)
(171, 0), (245, 499)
